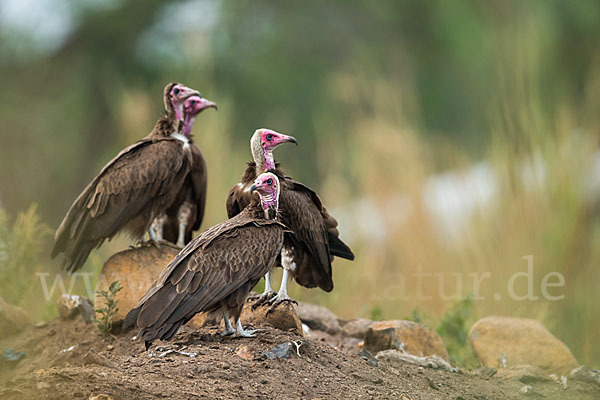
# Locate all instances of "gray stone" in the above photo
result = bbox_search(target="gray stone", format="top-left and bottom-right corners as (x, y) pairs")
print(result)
(570, 365), (600, 386)
(296, 302), (341, 334)
(264, 342), (293, 360)
(342, 318), (373, 338)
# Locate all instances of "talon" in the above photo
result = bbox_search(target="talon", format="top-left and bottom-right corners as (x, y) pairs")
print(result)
(265, 295), (297, 315)
(251, 290), (277, 310)
(235, 319), (257, 338)
(220, 329), (235, 337)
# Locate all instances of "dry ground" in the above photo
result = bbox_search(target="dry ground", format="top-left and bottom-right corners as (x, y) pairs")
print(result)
(0, 318), (598, 400)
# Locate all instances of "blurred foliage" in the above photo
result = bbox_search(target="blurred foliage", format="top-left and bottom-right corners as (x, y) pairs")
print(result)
(0, 205), (51, 306)
(1, 0), (600, 367)
(437, 296), (478, 368)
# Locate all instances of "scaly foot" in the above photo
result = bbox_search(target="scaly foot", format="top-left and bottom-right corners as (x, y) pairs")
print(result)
(236, 319), (258, 338)
(266, 293), (298, 315)
(250, 290), (277, 310)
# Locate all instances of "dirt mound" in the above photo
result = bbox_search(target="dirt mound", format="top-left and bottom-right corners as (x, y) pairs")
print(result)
(1, 317), (599, 399)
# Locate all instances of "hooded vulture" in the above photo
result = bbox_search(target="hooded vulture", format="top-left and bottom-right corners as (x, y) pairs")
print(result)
(124, 172), (287, 347)
(52, 83), (216, 272)
(226, 129), (354, 310)
(151, 94), (215, 247)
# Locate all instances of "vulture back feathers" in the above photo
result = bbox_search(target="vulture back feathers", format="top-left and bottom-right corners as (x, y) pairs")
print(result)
(52, 83), (207, 272)
(226, 162), (354, 292)
(125, 193), (287, 348)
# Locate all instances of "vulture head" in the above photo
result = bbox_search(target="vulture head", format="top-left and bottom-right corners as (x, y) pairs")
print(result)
(251, 129), (297, 171)
(164, 82), (213, 122)
(251, 172), (281, 212)
(181, 95), (217, 137)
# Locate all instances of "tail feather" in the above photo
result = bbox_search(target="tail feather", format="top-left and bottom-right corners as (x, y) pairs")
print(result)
(328, 232), (354, 260)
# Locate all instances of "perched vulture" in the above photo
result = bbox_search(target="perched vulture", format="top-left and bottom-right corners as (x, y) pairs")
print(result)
(52, 83), (216, 272)
(124, 172), (287, 347)
(226, 129), (354, 309)
(151, 93), (214, 247)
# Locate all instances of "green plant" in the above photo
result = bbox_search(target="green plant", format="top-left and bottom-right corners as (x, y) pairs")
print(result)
(437, 295), (478, 368)
(95, 280), (123, 333)
(0, 205), (51, 307)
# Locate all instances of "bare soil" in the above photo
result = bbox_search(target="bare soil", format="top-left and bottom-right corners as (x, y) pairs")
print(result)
(1, 317), (598, 400)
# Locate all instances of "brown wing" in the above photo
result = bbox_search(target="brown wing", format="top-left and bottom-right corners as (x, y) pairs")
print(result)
(188, 144), (207, 232)
(162, 143), (207, 244)
(279, 180), (334, 291)
(287, 179), (355, 261)
(125, 208), (285, 345)
(52, 138), (190, 272)
(225, 163), (256, 218)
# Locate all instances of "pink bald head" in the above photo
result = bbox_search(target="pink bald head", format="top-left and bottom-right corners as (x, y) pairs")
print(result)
(181, 95), (217, 137)
(166, 83), (203, 122)
(255, 128), (297, 151)
(250, 128), (298, 172)
(250, 172), (280, 211)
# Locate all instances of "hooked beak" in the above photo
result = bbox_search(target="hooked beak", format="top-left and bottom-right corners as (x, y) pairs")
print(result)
(198, 97), (218, 111)
(250, 184), (258, 195)
(286, 135), (297, 145)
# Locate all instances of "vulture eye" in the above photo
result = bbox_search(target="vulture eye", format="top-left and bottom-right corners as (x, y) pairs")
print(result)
(266, 178), (273, 185)
(266, 134), (273, 141)
(173, 88), (181, 95)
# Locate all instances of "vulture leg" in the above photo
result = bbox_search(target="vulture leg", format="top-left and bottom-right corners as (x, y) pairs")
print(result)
(220, 316), (235, 337)
(148, 226), (160, 242)
(251, 271), (276, 310)
(176, 202), (193, 248)
(235, 318), (257, 338)
(151, 213), (167, 241)
(266, 250), (298, 313)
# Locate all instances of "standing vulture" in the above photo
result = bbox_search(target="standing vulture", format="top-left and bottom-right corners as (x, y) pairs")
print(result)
(52, 83), (216, 272)
(151, 94), (214, 247)
(124, 172), (287, 348)
(226, 129), (354, 310)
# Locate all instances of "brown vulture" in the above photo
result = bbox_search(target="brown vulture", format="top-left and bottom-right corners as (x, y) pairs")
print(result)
(124, 172), (287, 347)
(226, 129), (354, 310)
(52, 83), (216, 272)
(151, 94), (213, 247)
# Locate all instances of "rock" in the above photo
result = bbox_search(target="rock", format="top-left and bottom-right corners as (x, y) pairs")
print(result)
(236, 345), (256, 361)
(0, 296), (31, 336)
(94, 245), (206, 330)
(495, 365), (546, 381)
(296, 301), (342, 334)
(473, 367), (497, 378)
(83, 349), (119, 370)
(342, 318), (373, 338)
(264, 342), (294, 359)
(570, 365), (600, 386)
(364, 320), (449, 361)
(3, 349), (26, 362)
(375, 350), (458, 372)
(519, 385), (534, 395)
(89, 395), (114, 400)
(358, 349), (378, 367)
(94, 245), (179, 321)
(468, 316), (579, 375)
(36, 382), (50, 389)
(57, 294), (94, 322)
(240, 302), (303, 335)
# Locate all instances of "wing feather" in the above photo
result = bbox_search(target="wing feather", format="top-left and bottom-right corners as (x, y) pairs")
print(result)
(52, 138), (190, 272)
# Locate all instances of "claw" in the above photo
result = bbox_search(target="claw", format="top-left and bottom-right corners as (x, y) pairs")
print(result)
(220, 329), (235, 337)
(236, 319), (257, 338)
(251, 290), (277, 310)
(137, 239), (180, 250)
(220, 317), (235, 337)
(265, 294), (298, 315)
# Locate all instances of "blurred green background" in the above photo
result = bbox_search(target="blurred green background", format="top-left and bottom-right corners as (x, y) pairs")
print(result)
(1, 0), (599, 367)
